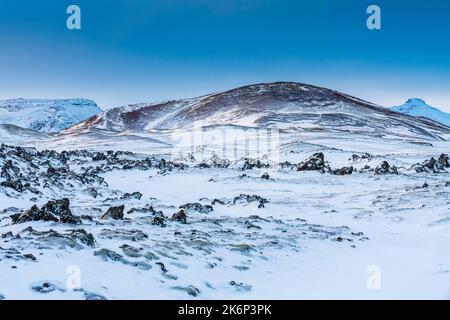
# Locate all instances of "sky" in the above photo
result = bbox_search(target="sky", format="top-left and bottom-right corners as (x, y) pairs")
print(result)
(0, 0), (449, 111)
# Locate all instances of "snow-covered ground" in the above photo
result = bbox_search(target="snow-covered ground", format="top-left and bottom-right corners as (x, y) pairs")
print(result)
(1, 129), (449, 300)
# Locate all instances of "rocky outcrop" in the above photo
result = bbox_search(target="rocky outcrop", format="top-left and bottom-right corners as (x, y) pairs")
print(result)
(297, 153), (327, 172)
(375, 161), (398, 175)
(100, 205), (125, 220)
(179, 203), (213, 214)
(10, 199), (82, 224)
(414, 154), (449, 173)
(233, 194), (268, 208)
(172, 210), (187, 224)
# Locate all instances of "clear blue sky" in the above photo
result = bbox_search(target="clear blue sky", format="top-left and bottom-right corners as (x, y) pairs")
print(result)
(0, 0), (449, 111)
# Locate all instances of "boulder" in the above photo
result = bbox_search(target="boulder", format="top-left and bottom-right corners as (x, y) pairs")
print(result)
(101, 205), (125, 220)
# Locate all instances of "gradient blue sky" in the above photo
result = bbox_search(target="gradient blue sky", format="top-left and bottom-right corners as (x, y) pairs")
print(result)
(0, 0), (449, 111)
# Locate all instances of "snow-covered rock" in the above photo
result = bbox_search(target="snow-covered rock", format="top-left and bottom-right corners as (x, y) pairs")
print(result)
(0, 98), (101, 133)
(391, 98), (450, 127)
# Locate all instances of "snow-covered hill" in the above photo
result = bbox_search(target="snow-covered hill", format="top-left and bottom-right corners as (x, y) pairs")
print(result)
(0, 98), (101, 133)
(391, 98), (450, 127)
(65, 82), (450, 141)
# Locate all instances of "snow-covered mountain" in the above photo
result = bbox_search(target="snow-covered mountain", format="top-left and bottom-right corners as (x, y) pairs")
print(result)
(391, 98), (450, 127)
(65, 82), (450, 141)
(0, 98), (101, 133)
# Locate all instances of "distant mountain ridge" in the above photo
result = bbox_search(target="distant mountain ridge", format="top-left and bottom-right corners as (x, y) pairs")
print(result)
(391, 98), (450, 127)
(64, 82), (450, 141)
(0, 98), (101, 133)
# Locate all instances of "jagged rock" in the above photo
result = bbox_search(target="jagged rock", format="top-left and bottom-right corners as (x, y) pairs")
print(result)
(1, 160), (20, 180)
(415, 154), (449, 173)
(23, 253), (37, 261)
(151, 212), (167, 227)
(99, 228), (148, 242)
(241, 158), (270, 171)
(331, 166), (354, 176)
(85, 187), (98, 198)
(171, 285), (200, 297)
(375, 161), (398, 175)
(351, 153), (372, 161)
(31, 281), (62, 294)
(120, 244), (143, 258)
(244, 220), (261, 229)
(41, 198), (71, 216)
(211, 199), (226, 205)
(10, 205), (58, 224)
(438, 154), (449, 167)
(10, 199), (81, 224)
(297, 153), (327, 172)
(156, 261), (168, 273)
(60, 213), (82, 224)
(92, 152), (107, 161)
(198, 154), (231, 169)
(280, 161), (295, 169)
(121, 192), (142, 200)
(233, 194), (268, 208)
(25, 228), (95, 249)
(229, 281), (252, 292)
(68, 229), (96, 247)
(1, 231), (14, 239)
(101, 205), (124, 220)
(95, 247), (151, 269)
(127, 205), (159, 215)
(94, 248), (124, 262)
(172, 210), (187, 224)
(359, 165), (373, 173)
(179, 203), (213, 214)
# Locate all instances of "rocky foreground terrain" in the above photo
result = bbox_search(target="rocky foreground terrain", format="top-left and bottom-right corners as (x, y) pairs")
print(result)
(0, 140), (449, 299)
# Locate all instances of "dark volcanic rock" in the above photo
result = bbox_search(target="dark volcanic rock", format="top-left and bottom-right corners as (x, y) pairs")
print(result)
(31, 281), (61, 294)
(151, 212), (167, 227)
(94, 248), (124, 262)
(297, 153), (327, 172)
(171, 285), (200, 297)
(415, 154), (449, 173)
(233, 194), (268, 209)
(68, 229), (96, 247)
(179, 203), (213, 214)
(351, 153), (372, 161)
(241, 158), (270, 171)
(99, 228), (148, 242)
(172, 210), (187, 224)
(438, 154), (449, 168)
(375, 161), (398, 175)
(10, 199), (82, 224)
(121, 192), (142, 200)
(120, 244), (143, 258)
(23, 228), (95, 249)
(331, 166), (354, 176)
(101, 205), (125, 220)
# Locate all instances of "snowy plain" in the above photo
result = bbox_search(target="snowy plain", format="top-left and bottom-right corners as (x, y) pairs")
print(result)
(0, 127), (449, 300)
